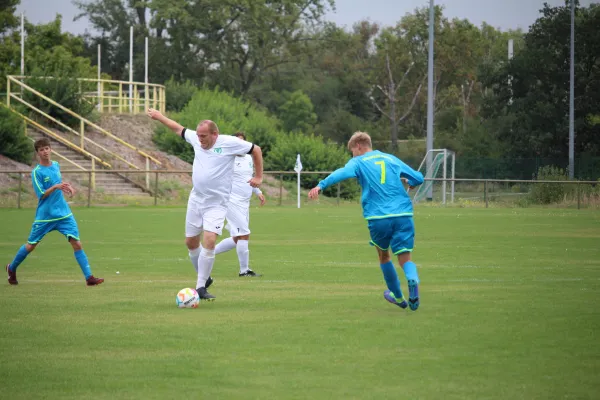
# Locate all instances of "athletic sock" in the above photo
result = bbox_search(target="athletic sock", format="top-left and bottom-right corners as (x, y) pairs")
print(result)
(215, 237), (236, 255)
(74, 249), (92, 279)
(9, 245), (29, 271)
(188, 247), (200, 273)
(236, 240), (250, 274)
(380, 261), (404, 300)
(402, 261), (420, 283)
(196, 248), (215, 289)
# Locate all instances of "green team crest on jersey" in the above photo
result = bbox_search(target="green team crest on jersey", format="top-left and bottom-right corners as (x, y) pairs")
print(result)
(213, 148), (222, 154)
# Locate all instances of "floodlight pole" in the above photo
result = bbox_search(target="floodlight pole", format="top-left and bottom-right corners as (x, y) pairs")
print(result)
(129, 26), (133, 112)
(20, 13), (24, 76)
(426, 0), (435, 201)
(97, 44), (101, 110)
(568, 0), (575, 179)
(144, 36), (149, 109)
(508, 39), (514, 105)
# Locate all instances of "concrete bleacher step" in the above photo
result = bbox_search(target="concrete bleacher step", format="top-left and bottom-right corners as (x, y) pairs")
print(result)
(28, 130), (150, 197)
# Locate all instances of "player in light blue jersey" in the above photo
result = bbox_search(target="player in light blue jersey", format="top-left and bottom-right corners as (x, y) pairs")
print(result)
(5, 138), (104, 286)
(308, 132), (424, 311)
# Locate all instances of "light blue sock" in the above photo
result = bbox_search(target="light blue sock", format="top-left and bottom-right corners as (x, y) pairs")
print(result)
(74, 250), (92, 279)
(9, 245), (30, 271)
(380, 261), (404, 300)
(403, 261), (419, 283)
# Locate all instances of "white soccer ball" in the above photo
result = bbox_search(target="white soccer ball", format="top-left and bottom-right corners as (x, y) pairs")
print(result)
(176, 288), (200, 309)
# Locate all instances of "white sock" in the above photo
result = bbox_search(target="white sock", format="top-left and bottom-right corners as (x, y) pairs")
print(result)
(196, 247), (215, 289)
(188, 247), (200, 273)
(215, 237), (236, 255)
(236, 240), (250, 274)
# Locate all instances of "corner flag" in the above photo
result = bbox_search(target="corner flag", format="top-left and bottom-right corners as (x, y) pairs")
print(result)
(294, 154), (302, 208)
(294, 154), (303, 173)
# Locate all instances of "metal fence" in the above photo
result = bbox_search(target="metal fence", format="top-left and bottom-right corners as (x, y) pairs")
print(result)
(0, 170), (598, 210)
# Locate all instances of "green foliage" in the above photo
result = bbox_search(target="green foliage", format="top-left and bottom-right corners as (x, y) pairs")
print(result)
(486, 3), (600, 159)
(277, 90), (317, 133)
(265, 132), (360, 199)
(153, 87), (282, 161)
(165, 77), (198, 112)
(0, 106), (33, 164)
(529, 166), (571, 204)
(23, 74), (97, 128)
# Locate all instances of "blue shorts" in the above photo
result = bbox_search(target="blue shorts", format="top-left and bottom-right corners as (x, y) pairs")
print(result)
(27, 215), (80, 244)
(368, 216), (414, 255)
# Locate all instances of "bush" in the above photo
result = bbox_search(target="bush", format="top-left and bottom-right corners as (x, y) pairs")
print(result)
(266, 132), (360, 199)
(23, 73), (97, 128)
(529, 166), (572, 204)
(0, 106), (33, 164)
(154, 87), (281, 158)
(165, 77), (198, 112)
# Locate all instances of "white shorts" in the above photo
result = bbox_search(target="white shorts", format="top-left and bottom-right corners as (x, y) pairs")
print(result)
(185, 194), (227, 237)
(225, 201), (251, 237)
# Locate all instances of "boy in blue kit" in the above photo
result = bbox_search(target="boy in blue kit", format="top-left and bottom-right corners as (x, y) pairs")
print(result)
(6, 138), (104, 286)
(308, 132), (424, 311)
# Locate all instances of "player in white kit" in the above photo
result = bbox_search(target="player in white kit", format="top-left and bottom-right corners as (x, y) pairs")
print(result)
(146, 108), (263, 301)
(213, 132), (266, 278)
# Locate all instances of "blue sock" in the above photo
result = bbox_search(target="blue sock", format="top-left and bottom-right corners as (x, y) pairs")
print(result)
(403, 261), (419, 283)
(9, 245), (30, 271)
(74, 250), (92, 279)
(380, 261), (404, 300)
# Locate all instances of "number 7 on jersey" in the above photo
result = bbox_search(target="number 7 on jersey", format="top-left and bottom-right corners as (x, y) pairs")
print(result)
(375, 160), (386, 184)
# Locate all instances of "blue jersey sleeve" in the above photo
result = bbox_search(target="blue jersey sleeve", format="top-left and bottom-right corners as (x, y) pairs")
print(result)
(31, 167), (46, 199)
(317, 159), (357, 190)
(395, 157), (424, 187)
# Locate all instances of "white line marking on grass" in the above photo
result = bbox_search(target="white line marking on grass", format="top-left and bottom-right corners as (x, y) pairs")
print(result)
(22, 279), (293, 284)
(429, 264), (502, 269)
(448, 277), (594, 283)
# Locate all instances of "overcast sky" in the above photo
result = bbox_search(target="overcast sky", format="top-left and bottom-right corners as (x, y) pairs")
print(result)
(16, 0), (599, 35)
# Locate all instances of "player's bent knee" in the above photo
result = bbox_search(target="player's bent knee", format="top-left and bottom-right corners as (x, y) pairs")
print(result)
(185, 236), (201, 250)
(376, 248), (391, 264)
(202, 232), (217, 250)
(397, 252), (412, 266)
(25, 243), (37, 252)
(69, 239), (83, 251)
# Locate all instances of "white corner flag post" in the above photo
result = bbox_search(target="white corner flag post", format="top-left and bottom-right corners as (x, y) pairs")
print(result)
(294, 154), (303, 209)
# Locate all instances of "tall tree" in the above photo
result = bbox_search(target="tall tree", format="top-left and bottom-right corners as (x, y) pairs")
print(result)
(487, 1), (600, 161)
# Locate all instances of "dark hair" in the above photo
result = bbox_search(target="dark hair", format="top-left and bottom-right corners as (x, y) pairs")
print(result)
(34, 138), (51, 151)
(234, 132), (246, 141)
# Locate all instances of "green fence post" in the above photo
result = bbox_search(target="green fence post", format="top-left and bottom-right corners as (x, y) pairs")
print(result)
(17, 173), (22, 209)
(87, 171), (92, 208)
(279, 174), (283, 206)
(484, 180), (488, 208)
(154, 172), (159, 206)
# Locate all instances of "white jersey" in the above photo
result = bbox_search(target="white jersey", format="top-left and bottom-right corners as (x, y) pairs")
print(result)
(230, 154), (262, 205)
(182, 129), (253, 207)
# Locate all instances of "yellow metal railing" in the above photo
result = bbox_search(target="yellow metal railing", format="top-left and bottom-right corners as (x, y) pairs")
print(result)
(9, 75), (166, 114)
(6, 76), (163, 190)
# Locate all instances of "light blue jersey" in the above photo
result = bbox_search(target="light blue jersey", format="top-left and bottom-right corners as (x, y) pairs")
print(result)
(32, 161), (72, 222)
(317, 150), (424, 220)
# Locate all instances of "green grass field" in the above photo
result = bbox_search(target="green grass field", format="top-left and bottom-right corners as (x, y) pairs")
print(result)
(1, 205), (599, 399)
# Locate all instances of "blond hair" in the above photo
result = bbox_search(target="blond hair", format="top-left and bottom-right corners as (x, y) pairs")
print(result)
(198, 120), (219, 134)
(347, 131), (372, 151)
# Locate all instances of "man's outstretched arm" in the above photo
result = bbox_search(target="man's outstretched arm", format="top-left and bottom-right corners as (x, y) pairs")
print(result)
(147, 108), (184, 134)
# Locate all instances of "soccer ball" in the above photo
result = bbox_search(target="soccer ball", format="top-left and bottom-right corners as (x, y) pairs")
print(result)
(176, 288), (200, 308)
